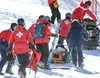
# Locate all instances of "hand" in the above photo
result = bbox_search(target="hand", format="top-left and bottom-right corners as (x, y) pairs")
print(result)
(84, 39), (88, 41)
(11, 50), (16, 56)
(94, 19), (97, 22)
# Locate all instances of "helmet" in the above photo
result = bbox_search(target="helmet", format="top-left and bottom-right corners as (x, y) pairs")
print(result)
(38, 15), (51, 23)
(66, 13), (71, 17)
(65, 13), (71, 19)
(44, 16), (51, 21)
(17, 18), (25, 26)
(38, 15), (44, 19)
(36, 15), (44, 23)
(42, 16), (51, 24)
(10, 23), (17, 31)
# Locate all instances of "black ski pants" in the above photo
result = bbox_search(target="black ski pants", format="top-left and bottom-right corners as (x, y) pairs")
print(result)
(6, 56), (16, 73)
(36, 43), (49, 66)
(49, 3), (61, 24)
(17, 53), (29, 76)
(71, 45), (83, 65)
(58, 36), (68, 44)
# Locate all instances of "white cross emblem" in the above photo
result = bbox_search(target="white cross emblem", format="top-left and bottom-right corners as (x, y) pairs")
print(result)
(16, 32), (23, 38)
(65, 20), (70, 24)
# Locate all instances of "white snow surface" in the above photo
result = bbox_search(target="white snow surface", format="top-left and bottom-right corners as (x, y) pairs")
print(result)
(0, 0), (100, 78)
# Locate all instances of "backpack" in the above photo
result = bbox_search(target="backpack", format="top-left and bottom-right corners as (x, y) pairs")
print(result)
(63, 51), (72, 63)
(34, 22), (45, 38)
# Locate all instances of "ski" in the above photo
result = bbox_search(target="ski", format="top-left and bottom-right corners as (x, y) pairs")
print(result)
(46, 19), (61, 69)
(4, 76), (18, 78)
(37, 67), (64, 77)
(51, 67), (70, 69)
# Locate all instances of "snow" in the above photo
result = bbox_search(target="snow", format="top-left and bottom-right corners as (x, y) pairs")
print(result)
(0, 0), (100, 78)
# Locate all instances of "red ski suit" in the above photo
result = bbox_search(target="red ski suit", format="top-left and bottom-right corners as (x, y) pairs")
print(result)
(72, 2), (97, 21)
(28, 18), (52, 70)
(59, 19), (72, 37)
(0, 29), (12, 42)
(9, 26), (34, 54)
(28, 19), (52, 44)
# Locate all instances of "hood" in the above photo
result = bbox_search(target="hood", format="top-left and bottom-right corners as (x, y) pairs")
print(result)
(80, 2), (88, 8)
(71, 21), (82, 28)
(15, 25), (25, 31)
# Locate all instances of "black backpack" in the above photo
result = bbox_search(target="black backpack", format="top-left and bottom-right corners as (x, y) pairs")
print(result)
(34, 22), (45, 38)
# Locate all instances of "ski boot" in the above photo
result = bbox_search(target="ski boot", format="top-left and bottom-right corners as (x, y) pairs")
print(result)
(38, 61), (45, 69)
(6, 70), (14, 75)
(0, 72), (5, 75)
(78, 62), (84, 68)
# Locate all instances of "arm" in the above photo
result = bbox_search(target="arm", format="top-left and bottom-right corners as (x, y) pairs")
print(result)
(8, 34), (15, 50)
(81, 10), (97, 21)
(27, 31), (34, 50)
(87, 10), (97, 21)
(66, 30), (71, 41)
(82, 29), (89, 40)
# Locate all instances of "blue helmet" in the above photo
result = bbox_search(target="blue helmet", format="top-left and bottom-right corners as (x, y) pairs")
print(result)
(66, 13), (71, 18)
(17, 18), (25, 26)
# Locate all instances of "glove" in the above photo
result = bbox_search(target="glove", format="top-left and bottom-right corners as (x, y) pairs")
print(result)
(29, 43), (35, 50)
(32, 45), (35, 50)
(51, 34), (58, 37)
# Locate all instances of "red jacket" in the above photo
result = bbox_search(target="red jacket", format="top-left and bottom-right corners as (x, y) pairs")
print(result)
(72, 2), (97, 21)
(9, 26), (34, 54)
(29, 22), (52, 44)
(35, 22), (52, 44)
(28, 18), (45, 39)
(48, 0), (57, 4)
(59, 19), (71, 37)
(0, 29), (13, 42)
(28, 24), (35, 40)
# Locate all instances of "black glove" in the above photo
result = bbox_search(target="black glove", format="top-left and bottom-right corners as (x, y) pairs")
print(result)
(29, 43), (35, 50)
(51, 34), (58, 37)
(32, 45), (35, 50)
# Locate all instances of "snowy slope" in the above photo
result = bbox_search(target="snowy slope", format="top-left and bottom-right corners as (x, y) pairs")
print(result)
(0, 0), (68, 32)
(0, 0), (100, 78)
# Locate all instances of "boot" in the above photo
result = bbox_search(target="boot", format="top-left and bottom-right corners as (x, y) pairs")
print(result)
(38, 61), (45, 69)
(79, 62), (84, 68)
(73, 61), (77, 66)
(0, 72), (5, 75)
(6, 71), (14, 75)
